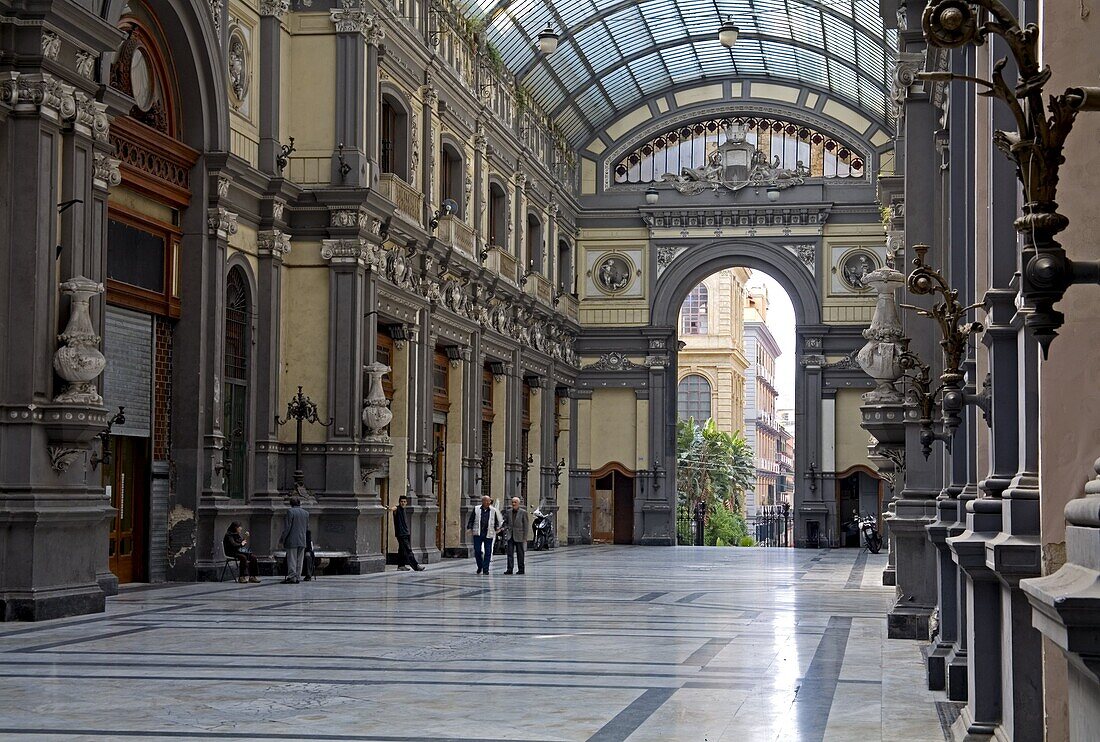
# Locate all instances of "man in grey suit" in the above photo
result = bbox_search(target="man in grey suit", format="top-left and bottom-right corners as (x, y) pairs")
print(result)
(502, 496), (530, 575)
(280, 496), (309, 584)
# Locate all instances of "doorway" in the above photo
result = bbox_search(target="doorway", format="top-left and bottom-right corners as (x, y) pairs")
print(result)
(835, 467), (883, 548)
(591, 465), (634, 544)
(103, 436), (150, 583)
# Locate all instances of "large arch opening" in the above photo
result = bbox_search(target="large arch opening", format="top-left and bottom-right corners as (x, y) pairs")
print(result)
(673, 265), (796, 548)
(650, 240), (823, 548)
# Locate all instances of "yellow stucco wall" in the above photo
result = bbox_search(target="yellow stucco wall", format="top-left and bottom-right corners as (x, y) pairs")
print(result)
(589, 388), (639, 471)
(834, 389), (870, 474)
(280, 243), (329, 443)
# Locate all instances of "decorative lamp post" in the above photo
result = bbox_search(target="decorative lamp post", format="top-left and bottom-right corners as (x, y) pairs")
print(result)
(275, 386), (332, 492)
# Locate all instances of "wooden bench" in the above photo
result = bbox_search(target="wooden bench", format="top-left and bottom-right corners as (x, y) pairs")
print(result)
(271, 549), (352, 578)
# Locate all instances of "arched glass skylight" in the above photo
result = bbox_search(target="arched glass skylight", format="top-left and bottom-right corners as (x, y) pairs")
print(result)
(457, 0), (896, 143)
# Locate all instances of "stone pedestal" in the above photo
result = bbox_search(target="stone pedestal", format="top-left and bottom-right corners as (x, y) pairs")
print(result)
(1023, 487), (1100, 740)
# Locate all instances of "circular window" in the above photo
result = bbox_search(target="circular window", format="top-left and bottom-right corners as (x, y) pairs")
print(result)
(130, 47), (155, 111)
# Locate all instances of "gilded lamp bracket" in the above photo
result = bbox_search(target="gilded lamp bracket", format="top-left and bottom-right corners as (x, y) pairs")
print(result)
(920, 0), (1100, 356)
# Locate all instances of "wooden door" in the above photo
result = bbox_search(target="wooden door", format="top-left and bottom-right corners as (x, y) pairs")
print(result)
(614, 473), (634, 544)
(434, 422), (446, 549)
(104, 437), (149, 583)
(592, 473), (614, 542)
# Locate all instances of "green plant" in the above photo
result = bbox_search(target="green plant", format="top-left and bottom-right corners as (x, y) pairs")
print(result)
(738, 535), (756, 547)
(676, 417), (754, 518)
(704, 504), (748, 547)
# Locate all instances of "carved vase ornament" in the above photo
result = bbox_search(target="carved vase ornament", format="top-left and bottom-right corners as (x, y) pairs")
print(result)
(362, 362), (393, 436)
(856, 266), (906, 404)
(53, 276), (107, 405)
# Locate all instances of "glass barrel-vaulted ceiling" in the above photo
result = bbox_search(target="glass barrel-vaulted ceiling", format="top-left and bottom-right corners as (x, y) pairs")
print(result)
(457, 0), (896, 144)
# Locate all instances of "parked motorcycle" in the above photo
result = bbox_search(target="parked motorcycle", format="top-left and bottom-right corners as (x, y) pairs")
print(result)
(854, 513), (882, 554)
(531, 508), (553, 550)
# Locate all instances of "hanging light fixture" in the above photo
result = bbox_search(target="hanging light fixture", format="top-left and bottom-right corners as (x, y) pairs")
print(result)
(537, 23), (560, 55)
(718, 15), (740, 48)
(645, 187), (659, 205)
(766, 185), (781, 202)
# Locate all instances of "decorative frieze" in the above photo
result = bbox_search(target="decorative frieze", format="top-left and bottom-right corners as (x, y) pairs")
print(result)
(582, 352), (643, 372)
(74, 51), (97, 80)
(330, 207), (367, 229)
(41, 31), (61, 60)
(258, 229), (291, 257)
(207, 207), (239, 238)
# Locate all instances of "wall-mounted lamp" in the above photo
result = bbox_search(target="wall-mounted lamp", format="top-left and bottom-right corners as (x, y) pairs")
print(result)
(429, 198), (459, 232)
(644, 187), (659, 205)
(519, 260), (535, 287)
(276, 136), (295, 173)
(766, 185), (781, 202)
(90, 406), (126, 470)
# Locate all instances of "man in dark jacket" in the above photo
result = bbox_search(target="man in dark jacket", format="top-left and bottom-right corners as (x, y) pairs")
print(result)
(280, 496), (309, 583)
(392, 494), (425, 572)
(501, 497), (530, 575)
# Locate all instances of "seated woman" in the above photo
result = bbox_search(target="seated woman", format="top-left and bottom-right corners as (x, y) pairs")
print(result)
(224, 522), (260, 583)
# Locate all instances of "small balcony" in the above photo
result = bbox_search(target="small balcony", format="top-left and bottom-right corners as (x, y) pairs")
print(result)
(436, 215), (476, 258)
(378, 173), (422, 225)
(488, 246), (518, 283)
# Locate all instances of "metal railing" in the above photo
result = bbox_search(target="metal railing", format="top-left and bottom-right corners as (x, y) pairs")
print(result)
(754, 504), (792, 547)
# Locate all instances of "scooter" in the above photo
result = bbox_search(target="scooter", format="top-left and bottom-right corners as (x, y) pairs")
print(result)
(531, 508), (553, 550)
(854, 513), (883, 554)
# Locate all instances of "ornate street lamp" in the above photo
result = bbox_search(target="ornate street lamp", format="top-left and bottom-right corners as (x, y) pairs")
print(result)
(718, 15), (740, 48)
(921, 0), (1100, 356)
(275, 386), (332, 491)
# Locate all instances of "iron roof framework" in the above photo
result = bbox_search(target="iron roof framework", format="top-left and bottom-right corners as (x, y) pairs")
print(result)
(457, 0), (897, 144)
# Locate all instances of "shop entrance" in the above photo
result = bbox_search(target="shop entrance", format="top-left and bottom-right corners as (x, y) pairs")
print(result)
(591, 464), (634, 544)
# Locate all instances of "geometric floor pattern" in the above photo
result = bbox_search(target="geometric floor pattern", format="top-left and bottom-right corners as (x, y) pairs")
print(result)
(0, 546), (947, 741)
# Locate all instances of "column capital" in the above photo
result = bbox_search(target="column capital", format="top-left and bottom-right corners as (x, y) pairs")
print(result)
(0, 72), (76, 123)
(259, 0), (290, 18)
(321, 237), (383, 269)
(208, 206), (239, 239)
(92, 152), (121, 190)
(258, 229), (292, 258)
(330, 1), (384, 36)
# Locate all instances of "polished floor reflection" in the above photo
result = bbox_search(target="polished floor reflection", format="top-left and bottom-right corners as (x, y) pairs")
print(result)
(0, 546), (949, 741)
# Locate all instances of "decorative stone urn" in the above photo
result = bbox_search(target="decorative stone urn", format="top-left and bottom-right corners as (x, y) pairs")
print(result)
(856, 266), (906, 404)
(362, 362), (393, 438)
(53, 276), (107, 405)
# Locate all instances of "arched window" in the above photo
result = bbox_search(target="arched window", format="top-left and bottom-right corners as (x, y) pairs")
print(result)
(488, 181), (507, 249)
(681, 284), (708, 335)
(678, 375), (712, 424)
(440, 143), (463, 216)
(223, 267), (250, 500)
(557, 239), (572, 293)
(380, 94), (409, 181)
(527, 213), (542, 274)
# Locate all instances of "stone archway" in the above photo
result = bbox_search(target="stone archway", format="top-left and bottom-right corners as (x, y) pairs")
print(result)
(650, 240), (824, 547)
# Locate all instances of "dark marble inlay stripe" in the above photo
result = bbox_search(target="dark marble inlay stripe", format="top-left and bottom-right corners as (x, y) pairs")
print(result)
(8, 626), (158, 653)
(791, 615), (852, 742)
(634, 592), (668, 602)
(844, 550), (869, 589)
(0, 729), (553, 742)
(682, 638), (731, 666)
(587, 687), (676, 742)
(675, 591), (707, 604)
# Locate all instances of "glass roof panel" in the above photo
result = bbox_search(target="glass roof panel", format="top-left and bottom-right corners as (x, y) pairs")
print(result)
(466, 0), (894, 142)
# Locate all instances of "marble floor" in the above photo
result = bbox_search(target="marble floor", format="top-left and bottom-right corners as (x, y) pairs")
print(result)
(0, 546), (951, 741)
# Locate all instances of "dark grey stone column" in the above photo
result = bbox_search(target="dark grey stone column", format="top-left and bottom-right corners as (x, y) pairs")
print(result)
(457, 338), (482, 557)
(568, 390), (590, 543)
(257, 2), (287, 174)
(795, 353), (826, 548)
(406, 320), (439, 562)
(539, 366), (558, 530)
(248, 229), (290, 563)
(329, 10), (369, 186)
(504, 351), (523, 502)
(639, 343), (673, 545)
(189, 202), (234, 580)
(0, 74), (116, 620)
